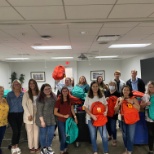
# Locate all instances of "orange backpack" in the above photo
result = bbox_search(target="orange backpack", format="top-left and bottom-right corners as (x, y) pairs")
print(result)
(121, 99), (139, 124)
(52, 65), (65, 80)
(107, 96), (118, 117)
(91, 101), (107, 126)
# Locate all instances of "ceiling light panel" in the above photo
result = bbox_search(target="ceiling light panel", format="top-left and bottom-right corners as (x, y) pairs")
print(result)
(109, 44), (151, 48)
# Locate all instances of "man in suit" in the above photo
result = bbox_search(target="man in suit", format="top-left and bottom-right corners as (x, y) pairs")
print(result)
(126, 69), (145, 93)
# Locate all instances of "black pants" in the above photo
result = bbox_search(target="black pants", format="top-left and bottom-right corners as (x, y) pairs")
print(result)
(146, 121), (154, 151)
(8, 112), (23, 146)
(0, 126), (6, 147)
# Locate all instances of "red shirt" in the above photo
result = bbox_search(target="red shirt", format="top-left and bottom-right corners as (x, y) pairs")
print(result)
(55, 100), (73, 122)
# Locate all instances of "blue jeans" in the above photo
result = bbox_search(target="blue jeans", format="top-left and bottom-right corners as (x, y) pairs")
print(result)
(88, 120), (108, 153)
(39, 125), (55, 148)
(106, 117), (117, 140)
(0, 126), (6, 147)
(58, 121), (68, 151)
(120, 121), (136, 152)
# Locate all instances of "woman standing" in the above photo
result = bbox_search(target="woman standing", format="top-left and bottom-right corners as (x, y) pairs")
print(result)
(35, 83), (56, 154)
(0, 86), (9, 151)
(76, 76), (89, 93)
(7, 80), (24, 154)
(83, 81), (109, 154)
(54, 87), (78, 154)
(97, 76), (108, 96)
(114, 85), (140, 154)
(106, 81), (120, 146)
(22, 79), (39, 153)
(141, 81), (154, 154)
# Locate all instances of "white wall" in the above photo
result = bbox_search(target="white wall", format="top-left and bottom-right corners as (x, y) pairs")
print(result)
(77, 60), (122, 84)
(1, 52), (154, 90)
(121, 52), (154, 82)
(0, 61), (11, 89)
(9, 61), (78, 90)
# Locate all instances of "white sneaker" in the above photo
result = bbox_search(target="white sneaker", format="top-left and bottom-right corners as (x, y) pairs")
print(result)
(40, 148), (48, 154)
(16, 147), (21, 154)
(11, 148), (17, 154)
(47, 147), (55, 154)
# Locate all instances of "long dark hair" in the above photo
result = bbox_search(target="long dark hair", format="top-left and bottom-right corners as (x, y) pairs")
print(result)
(60, 86), (70, 105)
(38, 83), (56, 102)
(97, 76), (108, 90)
(121, 85), (133, 98)
(28, 79), (39, 102)
(88, 81), (103, 98)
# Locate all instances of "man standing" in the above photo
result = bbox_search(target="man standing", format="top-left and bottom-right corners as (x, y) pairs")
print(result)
(114, 70), (125, 93)
(126, 69), (145, 93)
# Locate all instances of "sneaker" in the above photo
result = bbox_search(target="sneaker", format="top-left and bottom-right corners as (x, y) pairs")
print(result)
(11, 148), (17, 154)
(47, 147), (55, 154)
(40, 148), (48, 154)
(16, 147), (21, 154)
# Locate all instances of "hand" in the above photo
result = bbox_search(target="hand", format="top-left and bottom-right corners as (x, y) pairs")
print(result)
(74, 118), (78, 124)
(104, 112), (107, 116)
(28, 115), (33, 121)
(106, 97), (109, 101)
(41, 121), (46, 127)
(146, 101), (151, 106)
(63, 114), (69, 118)
(91, 114), (97, 121)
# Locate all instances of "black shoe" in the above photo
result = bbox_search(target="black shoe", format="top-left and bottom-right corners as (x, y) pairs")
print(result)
(148, 151), (154, 154)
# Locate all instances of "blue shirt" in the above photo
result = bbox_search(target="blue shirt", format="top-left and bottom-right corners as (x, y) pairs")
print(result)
(6, 91), (24, 113)
(131, 78), (138, 91)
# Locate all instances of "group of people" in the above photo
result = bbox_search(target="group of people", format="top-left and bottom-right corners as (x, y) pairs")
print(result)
(0, 69), (154, 154)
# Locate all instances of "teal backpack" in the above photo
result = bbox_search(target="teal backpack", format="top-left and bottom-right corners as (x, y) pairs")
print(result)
(149, 95), (154, 120)
(65, 117), (79, 144)
(72, 86), (86, 100)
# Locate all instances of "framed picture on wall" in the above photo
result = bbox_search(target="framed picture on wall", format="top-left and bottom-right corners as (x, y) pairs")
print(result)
(30, 72), (46, 82)
(90, 70), (105, 81)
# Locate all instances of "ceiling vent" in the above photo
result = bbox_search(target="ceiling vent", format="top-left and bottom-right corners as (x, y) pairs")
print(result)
(78, 53), (88, 60)
(97, 35), (120, 42)
(41, 35), (52, 40)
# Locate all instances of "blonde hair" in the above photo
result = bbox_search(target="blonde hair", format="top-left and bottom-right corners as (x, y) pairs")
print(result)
(114, 70), (121, 75)
(12, 79), (22, 92)
(145, 81), (154, 95)
(131, 69), (137, 74)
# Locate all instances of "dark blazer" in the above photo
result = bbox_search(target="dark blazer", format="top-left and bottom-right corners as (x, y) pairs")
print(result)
(126, 78), (145, 93)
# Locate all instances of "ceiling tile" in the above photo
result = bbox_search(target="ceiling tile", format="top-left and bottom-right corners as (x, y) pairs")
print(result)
(0, 7), (23, 20)
(149, 13), (154, 17)
(65, 5), (113, 19)
(138, 22), (154, 27)
(0, 0), (10, 6)
(109, 4), (154, 18)
(7, 0), (63, 6)
(15, 6), (65, 20)
(64, 0), (116, 5)
(103, 22), (139, 28)
(99, 27), (132, 35)
(117, 0), (154, 4)
(68, 23), (102, 28)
